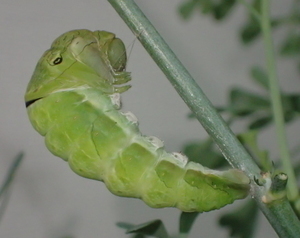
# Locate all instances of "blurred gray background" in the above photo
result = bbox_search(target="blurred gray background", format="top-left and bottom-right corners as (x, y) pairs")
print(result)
(0, 0), (298, 237)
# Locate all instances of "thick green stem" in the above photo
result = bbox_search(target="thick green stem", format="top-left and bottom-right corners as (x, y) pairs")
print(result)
(107, 0), (300, 236)
(261, 0), (299, 201)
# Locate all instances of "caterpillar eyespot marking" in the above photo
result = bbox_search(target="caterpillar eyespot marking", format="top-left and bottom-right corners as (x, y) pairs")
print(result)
(25, 29), (249, 212)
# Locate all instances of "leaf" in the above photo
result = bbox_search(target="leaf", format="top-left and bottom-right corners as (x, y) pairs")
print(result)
(116, 221), (135, 230)
(245, 92), (300, 129)
(198, 0), (214, 14)
(250, 66), (269, 90)
(213, 0), (237, 20)
(286, 94), (300, 113)
(132, 234), (146, 238)
(240, 17), (279, 44)
(117, 222), (146, 238)
(179, 212), (200, 236)
(178, 0), (198, 20)
(240, 20), (261, 44)
(229, 88), (270, 116)
(280, 33), (300, 56)
(252, 0), (261, 15)
(219, 199), (258, 238)
(248, 116), (272, 130)
(118, 220), (169, 238)
(183, 138), (227, 169)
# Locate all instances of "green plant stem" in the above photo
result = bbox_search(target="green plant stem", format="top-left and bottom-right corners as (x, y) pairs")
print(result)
(0, 152), (23, 197)
(237, 0), (261, 21)
(260, 0), (299, 201)
(0, 152), (24, 223)
(107, 0), (300, 236)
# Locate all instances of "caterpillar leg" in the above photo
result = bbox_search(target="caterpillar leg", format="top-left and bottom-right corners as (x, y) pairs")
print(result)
(114, 85), (131, 93)
(113, 72), (132, 85)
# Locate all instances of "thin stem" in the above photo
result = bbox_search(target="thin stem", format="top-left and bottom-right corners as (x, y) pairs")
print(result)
(261, 0), (299, 201)
(107, 0), (300, 237)
(0, 152), (23, 197)
(0, 189), (11, 224)
(0, 152), (23, 223)
(237, 0), (261, 22)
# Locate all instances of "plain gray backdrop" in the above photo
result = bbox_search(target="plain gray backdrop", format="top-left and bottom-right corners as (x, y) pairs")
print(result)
(1, 0), (298, 237)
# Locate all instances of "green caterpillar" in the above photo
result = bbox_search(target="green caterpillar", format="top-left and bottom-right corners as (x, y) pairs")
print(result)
(25, 29), (249, 212)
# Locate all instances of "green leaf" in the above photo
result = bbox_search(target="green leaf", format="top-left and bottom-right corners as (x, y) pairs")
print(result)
(119, 220), (169, 238)
(248, 116), (272, 130)
(116, 222), (146, 238)
(246, 93), (299, 129)
(287, 94), (300, 113)
(213, 0), (237, 20)
(250, 66), (269, 90)
(240, 20), (261, 44)
(178, 0), (198, 20)
(229, 88), (270, 116)
(132, 234), (146, 238)
(283, 111), (295, 123)
(280, 33), (300, 56)
(183, 138), (227, 169)
(240, 16), (279, 44)
(252, 0), (261, 15)
(116, 221), (135, 230)
(179, 212), (200, 237)
(219, 199), (258, 238)
(198, 0), (214, 14)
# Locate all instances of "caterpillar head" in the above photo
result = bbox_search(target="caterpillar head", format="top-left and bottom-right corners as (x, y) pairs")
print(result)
(25, 29), (128, 105)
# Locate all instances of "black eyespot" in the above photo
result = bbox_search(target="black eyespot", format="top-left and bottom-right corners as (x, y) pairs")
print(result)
(53, 56), (63, 65)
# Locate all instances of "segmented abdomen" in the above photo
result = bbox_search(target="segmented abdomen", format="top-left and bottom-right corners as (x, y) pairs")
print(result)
(27, 86), (249, 212)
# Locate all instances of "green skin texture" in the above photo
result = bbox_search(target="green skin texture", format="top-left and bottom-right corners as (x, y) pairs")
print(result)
(25, 29), (250, 212)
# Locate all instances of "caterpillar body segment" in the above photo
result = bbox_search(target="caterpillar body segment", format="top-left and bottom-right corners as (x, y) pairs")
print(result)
(25, 29), (250, 212)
